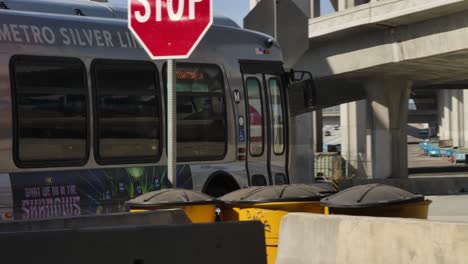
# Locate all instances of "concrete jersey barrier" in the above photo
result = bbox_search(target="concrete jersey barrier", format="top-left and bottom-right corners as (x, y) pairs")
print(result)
(276, 213), (468, 264)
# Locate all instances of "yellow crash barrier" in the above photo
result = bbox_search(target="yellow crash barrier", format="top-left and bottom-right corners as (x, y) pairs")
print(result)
(324, 200), (432, 219)
(219, 185), (332, 264)
(131, 204), (216, 223)
(321, 184), (432, 220)
(222, 202), (324, 264)
(127, 189), (217, 223)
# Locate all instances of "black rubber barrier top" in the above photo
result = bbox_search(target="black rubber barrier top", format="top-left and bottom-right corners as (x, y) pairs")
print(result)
(0, 210), (191, 233)
(126, 189), (215, 208)
(320, 184), (425, 209)
(219, 184), (332, 205)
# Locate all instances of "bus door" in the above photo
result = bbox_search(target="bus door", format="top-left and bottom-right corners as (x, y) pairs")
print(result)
(240, 61), (288, 186)
(264, 74), (288, 185)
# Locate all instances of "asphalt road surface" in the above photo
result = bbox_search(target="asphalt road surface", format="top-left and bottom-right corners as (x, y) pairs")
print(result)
(323, 125), (342, 145)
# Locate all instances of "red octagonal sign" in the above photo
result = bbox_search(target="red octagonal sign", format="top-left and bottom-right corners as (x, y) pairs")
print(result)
(128, 0), (213, 60)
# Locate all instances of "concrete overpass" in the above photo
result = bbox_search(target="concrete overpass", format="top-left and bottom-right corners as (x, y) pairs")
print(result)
(247, 0), (468, 179)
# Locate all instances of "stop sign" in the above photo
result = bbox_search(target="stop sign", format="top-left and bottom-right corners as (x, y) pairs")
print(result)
(128, 0), (213, 59)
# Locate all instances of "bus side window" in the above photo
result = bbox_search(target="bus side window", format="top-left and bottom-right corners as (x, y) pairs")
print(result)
(11, 56), (89, 167)
(245, 77), (264, 156)
(93, 60), (161, 164)
(165, 63), (227, 161)
(268, 78), (285, 155)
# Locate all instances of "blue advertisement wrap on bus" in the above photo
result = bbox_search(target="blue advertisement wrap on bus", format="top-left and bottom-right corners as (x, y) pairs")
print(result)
(9, 166), (193, 220)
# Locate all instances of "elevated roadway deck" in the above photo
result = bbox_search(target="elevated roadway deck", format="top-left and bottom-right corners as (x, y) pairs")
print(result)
(247, 0), (468, 180)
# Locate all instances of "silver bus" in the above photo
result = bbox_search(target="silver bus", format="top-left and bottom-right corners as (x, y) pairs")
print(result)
(0, 0), (317, 221)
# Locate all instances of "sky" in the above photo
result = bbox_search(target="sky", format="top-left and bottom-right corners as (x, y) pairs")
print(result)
(111, 0), (335, 27)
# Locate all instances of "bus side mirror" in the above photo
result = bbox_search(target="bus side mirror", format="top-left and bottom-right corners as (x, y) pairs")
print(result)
(290, 70), (313, 82)
(288, 79), (317, 116)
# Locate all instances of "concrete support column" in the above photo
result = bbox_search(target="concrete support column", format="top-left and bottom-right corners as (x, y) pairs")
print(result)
(338, 0), (357, 10)
(338, 0), (349, 10)
(450, 89), (464, 147)
(437, 90), (443, 139)
(463, 90), (468, 147)
(340, 100), (369, 178)
(288, 0), (321, 18)
(338, 0), (371, 10)
(450, 90), (460, 146)
(250, 0), (321, 18)
(310, 0), (321, 18)
(460, 91), (465, 147)
(250, 0), (260, 10)
(366, 77), (412, 179)
(313, 110), (323, 153)
(438, 90), (452, 140)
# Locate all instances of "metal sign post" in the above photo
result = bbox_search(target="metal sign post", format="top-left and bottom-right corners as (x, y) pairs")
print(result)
(128, 0), (213, 188)
(167, 59), (177, 186)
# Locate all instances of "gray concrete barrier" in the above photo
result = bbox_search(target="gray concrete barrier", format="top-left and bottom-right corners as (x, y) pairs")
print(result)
(277, 213), (468, 264)
(0, 209), (190, 233)
(0, 221), (267, 264)
(339, 177), (468, 195)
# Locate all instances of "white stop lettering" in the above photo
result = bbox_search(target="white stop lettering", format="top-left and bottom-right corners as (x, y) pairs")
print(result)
(135, 0), (203, 23)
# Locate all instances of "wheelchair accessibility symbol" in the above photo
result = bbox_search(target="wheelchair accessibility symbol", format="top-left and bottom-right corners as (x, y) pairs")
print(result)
(239, 129), (246, 142)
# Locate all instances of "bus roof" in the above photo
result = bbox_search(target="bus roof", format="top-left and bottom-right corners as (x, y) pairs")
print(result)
(0, 0), (280, 64)
(1, 0), (241, 28)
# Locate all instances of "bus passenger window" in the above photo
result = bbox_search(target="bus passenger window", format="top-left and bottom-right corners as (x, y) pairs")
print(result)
(269, 78), (285, 155)
(172, 64), (226, 161)
(12, 56), (88, 166)
(246, 78), (264, 156)
(93, 60), (161, 163)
